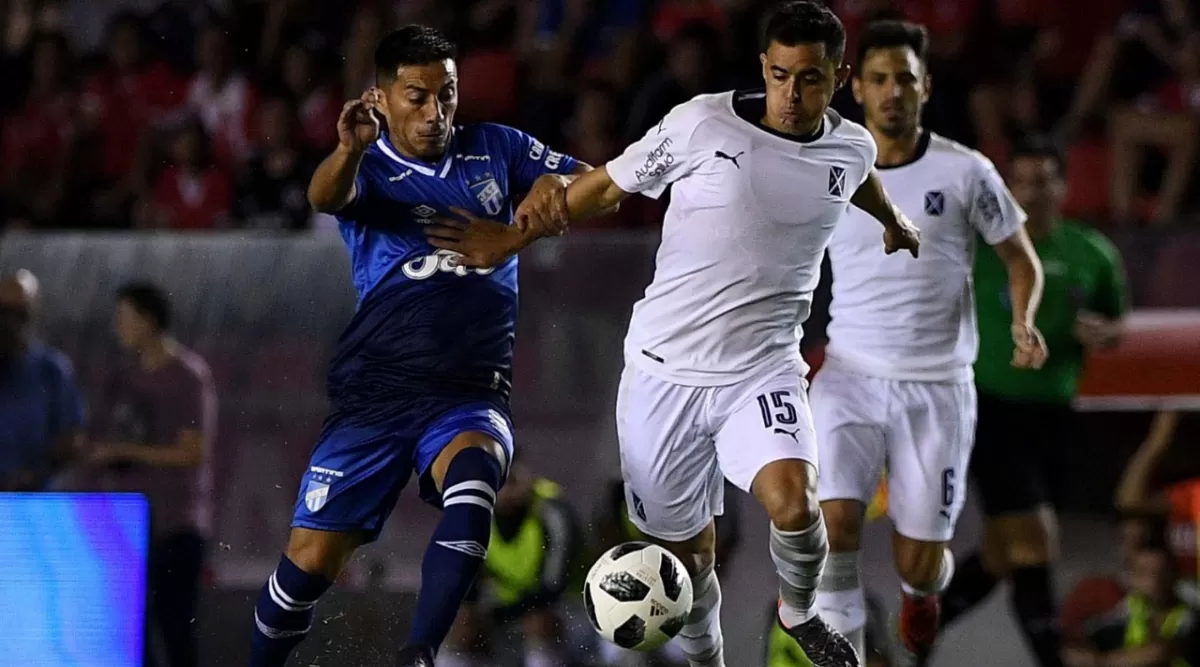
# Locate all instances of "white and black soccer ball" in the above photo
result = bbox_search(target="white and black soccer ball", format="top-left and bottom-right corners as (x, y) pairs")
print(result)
(583, 541), (694, 651)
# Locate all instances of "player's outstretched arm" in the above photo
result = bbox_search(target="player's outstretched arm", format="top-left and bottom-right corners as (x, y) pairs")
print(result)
(851, 169), (921, 258)
(308, 93), (381, 213)
(1114, 410), (1182, 514)
(992, 229), (1048, 369)
(563, 166), (633, 221)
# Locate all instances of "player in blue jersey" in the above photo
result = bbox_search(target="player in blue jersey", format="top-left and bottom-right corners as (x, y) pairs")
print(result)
(247, 25), (586, 667)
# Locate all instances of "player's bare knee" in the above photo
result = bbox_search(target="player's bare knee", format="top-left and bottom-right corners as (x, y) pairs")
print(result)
(753, 459), (819, 531)
(820, 499), (866, 552)
(656, 522), (717, 577)
(285, 527), (364, 581)
(892, 535), (948, 590)
(430, 432), (506, 493)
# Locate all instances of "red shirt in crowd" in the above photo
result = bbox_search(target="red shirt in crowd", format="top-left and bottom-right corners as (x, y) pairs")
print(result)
(83, 62), (187, 179)
(152, 166), (232, 230)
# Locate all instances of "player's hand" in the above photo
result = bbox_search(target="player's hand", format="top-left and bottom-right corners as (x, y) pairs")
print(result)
(883, 213), (920, 258)
(337, 89), (382, 153)
(514, 174), (571, 236)
(1011, 321), (1048, 369)
(425, 207), (524, 269)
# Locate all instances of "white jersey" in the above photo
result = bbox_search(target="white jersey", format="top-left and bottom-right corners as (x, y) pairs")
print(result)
(606, 90), (877, 386)
(824, 132), (1026, 382)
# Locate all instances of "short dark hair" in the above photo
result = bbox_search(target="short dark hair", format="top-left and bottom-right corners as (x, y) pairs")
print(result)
(855, 20), (928, 72)
(374, 25), (457, 82)
(117, 282), (171, 332)
(1011, 134), (1066, 175)
(762, 1), (847, 64)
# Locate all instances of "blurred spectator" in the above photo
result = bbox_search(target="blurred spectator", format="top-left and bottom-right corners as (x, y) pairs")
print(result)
(564, 81), (622, 172)
(1062, 539), (1196, 667)
(141, 117), (232, 229)
(143, 0), (223, 73)
(80, 11), (186, 226)
(455, 0), (521, 124)
(279, 43), (341, 152)
(1, 32), (79, 228)
(1116, 410), (1199, 604)
(1106, 31), (1200, 226)
(651, 0), (726, 43)
(88, 282), (216, 667)
(0, 270), (84, 491)
(187, 19), (257, 168)
(248, 0), (335, 75)
(625, 21), (724, 140)
(341, 2), (391, 98)
(235, 92), (318, 230)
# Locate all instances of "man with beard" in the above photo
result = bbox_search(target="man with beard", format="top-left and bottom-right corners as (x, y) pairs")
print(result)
(809, 20), (1046, 667)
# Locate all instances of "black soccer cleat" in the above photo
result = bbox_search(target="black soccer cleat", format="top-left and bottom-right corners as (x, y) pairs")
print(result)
(396, 644), (435, 666)
(777, 612), (861, 667)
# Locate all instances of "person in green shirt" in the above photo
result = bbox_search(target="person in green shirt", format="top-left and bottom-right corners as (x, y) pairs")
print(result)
(939, 136), (1129, 666)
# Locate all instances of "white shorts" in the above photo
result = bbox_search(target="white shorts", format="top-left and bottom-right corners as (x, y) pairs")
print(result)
(810, 364), (976, 542)
(616, 359), (817, 541)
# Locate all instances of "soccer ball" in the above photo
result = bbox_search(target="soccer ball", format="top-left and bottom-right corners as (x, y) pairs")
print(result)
(583, 541), (694, 651)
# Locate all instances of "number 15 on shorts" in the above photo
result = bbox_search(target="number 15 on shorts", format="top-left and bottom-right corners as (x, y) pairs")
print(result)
(757, 390), (801, 439)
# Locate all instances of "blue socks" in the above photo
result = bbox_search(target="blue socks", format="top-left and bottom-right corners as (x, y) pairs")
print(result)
(406, 447), (503, 652)
(249, 555), (333, 667)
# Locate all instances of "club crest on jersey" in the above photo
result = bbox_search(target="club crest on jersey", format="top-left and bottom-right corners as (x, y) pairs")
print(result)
(924, 191), (945, 216)
(304, 480), (330, 512)
(828, 166), (846, 198)
(470, 178), (504, 216)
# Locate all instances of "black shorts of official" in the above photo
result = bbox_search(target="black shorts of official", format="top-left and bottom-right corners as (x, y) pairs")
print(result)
(970, 390), (1075, 516)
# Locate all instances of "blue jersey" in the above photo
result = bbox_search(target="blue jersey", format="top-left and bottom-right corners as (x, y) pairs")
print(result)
(328, 123), (578, 409)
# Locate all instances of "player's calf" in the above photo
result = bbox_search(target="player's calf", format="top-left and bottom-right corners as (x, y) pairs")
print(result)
(892, 537), (954, 666)
(403, 436), (505, 659)
(815, 500), (869, 660)
(249, 528), (363, 667)
(753, 459), (825, 626)
(655, 523), (726, 667)
(755, 460), (858, 667)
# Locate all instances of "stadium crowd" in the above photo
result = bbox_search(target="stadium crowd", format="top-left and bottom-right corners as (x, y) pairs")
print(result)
(2, 0), (1199, 232)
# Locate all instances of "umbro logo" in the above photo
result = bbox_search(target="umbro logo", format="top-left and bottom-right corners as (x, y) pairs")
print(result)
(828, 166), (846, 197)
(715, 150), (744, 168)
(773, 427), (801, 443)
(436, 540), (488, 559)
(924, 191), (945, 216)
(412, 205), (437, 223)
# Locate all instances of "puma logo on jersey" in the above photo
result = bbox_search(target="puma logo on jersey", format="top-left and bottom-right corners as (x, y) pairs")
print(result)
(714, 150), (744, 168)
(773, 427), (800, 442)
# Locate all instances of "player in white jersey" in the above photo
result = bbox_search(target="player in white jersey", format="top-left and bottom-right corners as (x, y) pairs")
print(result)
(807, 21), (1048, 667)
(433, 4), (919, 666)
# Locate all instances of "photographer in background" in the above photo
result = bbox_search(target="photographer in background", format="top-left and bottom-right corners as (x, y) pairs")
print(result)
(0, 270), (84, 491)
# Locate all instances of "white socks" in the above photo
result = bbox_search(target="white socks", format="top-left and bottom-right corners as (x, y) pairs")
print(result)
(676, 564), (726, 667)
(770, 516), (830, 628)
(815, 550), (867, 659)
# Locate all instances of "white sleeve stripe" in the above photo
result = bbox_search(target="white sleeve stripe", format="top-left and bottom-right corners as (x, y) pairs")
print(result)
(443, 480), (496, 502)
(444, 495), (494, 511)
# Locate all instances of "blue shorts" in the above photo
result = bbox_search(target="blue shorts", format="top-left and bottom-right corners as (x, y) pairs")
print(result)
(291, 397), (514, 541)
